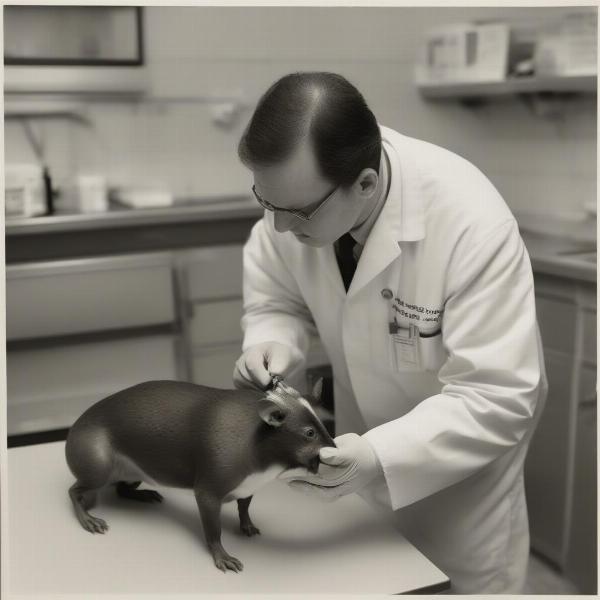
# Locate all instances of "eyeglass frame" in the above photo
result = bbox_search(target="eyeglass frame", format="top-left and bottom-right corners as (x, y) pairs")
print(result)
(251, 184), (339, 222)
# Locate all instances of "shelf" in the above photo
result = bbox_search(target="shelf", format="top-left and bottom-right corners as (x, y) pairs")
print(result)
(418, 74), (597, 100)
(3, 92), (247, 120)
(4, 98), (89, 120)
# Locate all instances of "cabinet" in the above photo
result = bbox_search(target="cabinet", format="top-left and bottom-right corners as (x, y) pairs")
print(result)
(7, 254), (175, 340)
(4, 6), (147, 95)
(175, 244), (244, 388)
(6, 240), (331, 442)
(6, 252), (180, 438)
(525, 273), (597, 593)
(7, 335), (177, 436)
(565, 365), (597, 593)
(526, 350), (572, 563)
(175, 244), (329, 390)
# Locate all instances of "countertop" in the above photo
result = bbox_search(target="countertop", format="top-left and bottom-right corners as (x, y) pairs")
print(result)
(4, 196), (264, 263)
(7, 441), (450, 597)
(5, 200), (597, 283)
(517, 212), (597, 283)
(5, 195), (263, 235)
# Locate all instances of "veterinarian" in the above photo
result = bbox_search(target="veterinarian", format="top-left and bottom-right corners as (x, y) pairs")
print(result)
(233, 72), (547, 594)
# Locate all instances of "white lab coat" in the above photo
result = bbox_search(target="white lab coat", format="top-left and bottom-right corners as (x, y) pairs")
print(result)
(241, 126), (547, 594)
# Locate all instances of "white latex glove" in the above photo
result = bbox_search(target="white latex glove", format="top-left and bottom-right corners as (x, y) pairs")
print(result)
(233, 342), (304, 390)
(278, 433), (383, 502)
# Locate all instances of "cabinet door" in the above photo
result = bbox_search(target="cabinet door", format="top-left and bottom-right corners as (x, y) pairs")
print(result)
(7, 335), (178, 435)
(565, 366), (597, 594)
(189, 299), (243, 347)
(184, 245), (243, 301)
(192, 343), (241, 389)
(6, 253), (175, 341)
(525, 349), (572, 565)
(535, 294), (576, 353)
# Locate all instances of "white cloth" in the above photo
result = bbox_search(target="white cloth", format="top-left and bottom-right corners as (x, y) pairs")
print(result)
(241, 125), (547, 594)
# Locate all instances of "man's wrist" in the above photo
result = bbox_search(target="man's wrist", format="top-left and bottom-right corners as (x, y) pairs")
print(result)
(361, 434), (384, 480)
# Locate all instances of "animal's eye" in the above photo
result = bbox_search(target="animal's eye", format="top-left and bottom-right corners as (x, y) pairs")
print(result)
(305, 428), (315, 438)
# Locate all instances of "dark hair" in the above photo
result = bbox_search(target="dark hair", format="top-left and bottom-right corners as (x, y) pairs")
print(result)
(238, 72), (381, 188)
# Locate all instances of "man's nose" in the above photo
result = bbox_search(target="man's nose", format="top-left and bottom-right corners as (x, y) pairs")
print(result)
(273, 211), (296, 233)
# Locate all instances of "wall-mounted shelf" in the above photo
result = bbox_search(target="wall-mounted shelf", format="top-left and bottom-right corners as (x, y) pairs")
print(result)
(4, 98), (89, 121)
(3, 93), (248, 121)
(418, 74), (597, 100)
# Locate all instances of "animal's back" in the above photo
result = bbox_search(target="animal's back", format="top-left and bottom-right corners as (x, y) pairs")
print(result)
(66, 380), (262, 489)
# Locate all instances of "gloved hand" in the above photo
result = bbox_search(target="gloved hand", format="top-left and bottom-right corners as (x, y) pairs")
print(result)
(233, 342), (304, 390)
(278, 433), (383, 501)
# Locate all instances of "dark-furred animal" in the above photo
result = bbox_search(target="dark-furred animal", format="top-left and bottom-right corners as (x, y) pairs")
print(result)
(65, 378), (334, 572)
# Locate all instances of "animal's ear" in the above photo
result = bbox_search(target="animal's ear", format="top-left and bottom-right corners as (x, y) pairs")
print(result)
(258, 399), (287, 427)
(307, 377), (323, 406)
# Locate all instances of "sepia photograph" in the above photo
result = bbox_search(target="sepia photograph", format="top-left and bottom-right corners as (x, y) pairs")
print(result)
(2, 2), (597, 596)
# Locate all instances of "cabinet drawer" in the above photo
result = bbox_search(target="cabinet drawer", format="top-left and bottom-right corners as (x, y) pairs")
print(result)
(7, 334), (177, 435)
(185, 245), (243, 301)
(535, 295), (576, 353)
(192, 344), (241, 389)
(189, 299), (243, 346)
(6, 253), (175, 341)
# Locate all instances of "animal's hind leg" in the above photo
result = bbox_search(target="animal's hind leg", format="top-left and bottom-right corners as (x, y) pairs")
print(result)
(116, 481), (163, 503)
(69, 482), (109, 534)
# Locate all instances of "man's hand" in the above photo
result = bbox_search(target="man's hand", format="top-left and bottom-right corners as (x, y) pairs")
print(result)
(278, 433), (382, 501)
(233, 342), (304, 390)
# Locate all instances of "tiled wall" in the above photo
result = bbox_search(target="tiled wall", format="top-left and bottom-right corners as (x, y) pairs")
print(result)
(5, 6), (596, 218)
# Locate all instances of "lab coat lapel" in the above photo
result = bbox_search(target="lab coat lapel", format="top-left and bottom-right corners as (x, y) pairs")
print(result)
(321, 243), (348, 294)
(347, 217), (401, 296)
(347, 128), (425, 298)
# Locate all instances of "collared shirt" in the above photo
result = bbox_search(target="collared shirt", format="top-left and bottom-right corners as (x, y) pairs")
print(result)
(335, 145), (392, 264)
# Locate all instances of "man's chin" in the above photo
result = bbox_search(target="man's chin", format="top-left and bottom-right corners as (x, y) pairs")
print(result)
(294, 233), (330, 247)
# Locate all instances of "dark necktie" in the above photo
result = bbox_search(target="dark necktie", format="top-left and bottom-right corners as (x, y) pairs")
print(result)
(335, 232), (357, 292)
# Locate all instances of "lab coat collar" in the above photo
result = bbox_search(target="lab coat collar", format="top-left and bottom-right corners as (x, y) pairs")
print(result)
(379, 126), (426, 243)
(346, 126), (425, 297)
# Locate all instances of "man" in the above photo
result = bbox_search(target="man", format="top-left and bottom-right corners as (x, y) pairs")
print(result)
(233, 72), (547, 594)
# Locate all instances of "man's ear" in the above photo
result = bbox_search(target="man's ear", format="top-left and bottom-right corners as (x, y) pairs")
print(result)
(307, 377), (323, 407)
(354, 168), (378, 198)
(258, 399), (287, 427)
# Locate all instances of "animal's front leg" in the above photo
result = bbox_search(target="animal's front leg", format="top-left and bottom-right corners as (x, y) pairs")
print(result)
(195, 491), (243, 573)
(237, 496), (260, 536)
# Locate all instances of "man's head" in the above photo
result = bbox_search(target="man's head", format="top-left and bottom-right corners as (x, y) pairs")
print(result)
(238, 72), (382, 246)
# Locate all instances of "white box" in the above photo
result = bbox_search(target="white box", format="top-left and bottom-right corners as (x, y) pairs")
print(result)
(535, 12), (597, 77)
(5, 163), (47, 218)
(416, 22), (510, 85)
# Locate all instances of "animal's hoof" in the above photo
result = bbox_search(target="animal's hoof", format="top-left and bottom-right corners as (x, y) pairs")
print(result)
(241, 524), (260, 537)
(139, 490), (163, 503)
(82, 515), (109, 534)
(119, 488), (164, 503)
(214, 554), (244, 573)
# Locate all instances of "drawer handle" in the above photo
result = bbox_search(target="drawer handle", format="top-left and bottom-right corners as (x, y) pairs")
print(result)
(186, 302), (195, 319)
(581, 391), (597, 408)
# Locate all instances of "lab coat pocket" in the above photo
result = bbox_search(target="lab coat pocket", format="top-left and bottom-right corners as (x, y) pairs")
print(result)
(418, 330), (446, 372)
(388, 324), (422, 372)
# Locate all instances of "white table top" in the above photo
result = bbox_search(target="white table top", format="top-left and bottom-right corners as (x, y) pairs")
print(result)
(7, 441), (449, 597)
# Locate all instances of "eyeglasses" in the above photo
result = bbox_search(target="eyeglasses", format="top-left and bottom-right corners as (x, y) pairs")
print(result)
(252, 184), (338, 222)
